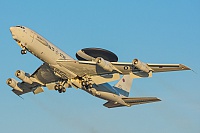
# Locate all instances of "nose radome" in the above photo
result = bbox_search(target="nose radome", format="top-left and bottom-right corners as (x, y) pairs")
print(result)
(10, 27), (14, 32)
(10, 27), (17, 40)
(10, 27), (16, 35)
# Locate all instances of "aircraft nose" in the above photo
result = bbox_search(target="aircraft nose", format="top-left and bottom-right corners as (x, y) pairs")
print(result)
(10, 27), (17, 40)
(10, 27), (14, 32)
(10, 27), (15, 34)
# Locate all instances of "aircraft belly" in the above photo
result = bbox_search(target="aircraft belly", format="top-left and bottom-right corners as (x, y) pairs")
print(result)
(96, 91), (127, 106)
(83, 88), (121, 103)
(94, 84), (117, 95)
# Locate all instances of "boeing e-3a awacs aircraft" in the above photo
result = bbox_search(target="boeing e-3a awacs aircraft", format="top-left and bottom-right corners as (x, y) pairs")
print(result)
(7, 25), (190, 108)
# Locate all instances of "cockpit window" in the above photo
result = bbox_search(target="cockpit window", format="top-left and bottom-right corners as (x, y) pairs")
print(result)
(16, 25), (25, 29)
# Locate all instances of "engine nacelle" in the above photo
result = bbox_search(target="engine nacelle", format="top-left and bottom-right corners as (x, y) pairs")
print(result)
(6, 78), (23, 92)
(15, 70), (33, 84)
(95, 57), (114, 72)
(133, 59), (151, 73)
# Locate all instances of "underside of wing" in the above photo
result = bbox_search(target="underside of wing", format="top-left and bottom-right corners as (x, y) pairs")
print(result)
(31, 63), (60, 84)
(56, 60), (135, 77)
(12, 82), (42, 96)
(104, 97), (161, 108)
(57, 59), (191, 79)
(9, 63), (60, 96)
(57, 60), (102, 77)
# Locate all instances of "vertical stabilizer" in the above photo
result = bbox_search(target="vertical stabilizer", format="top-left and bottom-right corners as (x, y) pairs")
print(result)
(114, 75), (133, 97)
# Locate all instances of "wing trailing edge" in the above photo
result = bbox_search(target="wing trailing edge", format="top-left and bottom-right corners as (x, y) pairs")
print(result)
(147, 64), (191, 72)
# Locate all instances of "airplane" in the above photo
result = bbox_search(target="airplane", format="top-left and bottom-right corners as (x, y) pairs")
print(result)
(6, 25), (190, 108)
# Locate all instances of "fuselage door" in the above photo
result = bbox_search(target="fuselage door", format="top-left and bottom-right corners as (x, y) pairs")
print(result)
(30, 31), (35, 43)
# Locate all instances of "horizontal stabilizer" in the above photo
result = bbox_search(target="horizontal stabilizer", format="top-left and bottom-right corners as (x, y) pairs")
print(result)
(122, 97), (161, 105)
(104, 97), (161, 108)
(103, 101), (125, 108)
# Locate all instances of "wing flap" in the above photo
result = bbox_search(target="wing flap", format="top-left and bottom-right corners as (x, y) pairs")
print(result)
(12, 81), (43, 96)
(12, 88), (31, 96)
(147, 64), (190, 72)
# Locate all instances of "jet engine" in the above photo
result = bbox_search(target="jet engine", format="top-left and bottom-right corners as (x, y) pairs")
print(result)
(6, 78), (23, 92)
(15, 70), (33, 84)
(95, 57), (114, 72)
(133, 59), (151, 73)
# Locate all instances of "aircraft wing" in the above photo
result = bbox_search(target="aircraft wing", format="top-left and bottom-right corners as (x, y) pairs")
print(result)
(10, 63), (60, 96)
(56, 60), (141, 77)
(12, 82), (43, 96)
(104, 97), (161, 108)
(111, 62), (190, 73)
(56, 59), (190, 77)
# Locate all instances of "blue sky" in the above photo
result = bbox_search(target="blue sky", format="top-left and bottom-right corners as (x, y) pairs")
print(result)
(0, 0), (200, 133)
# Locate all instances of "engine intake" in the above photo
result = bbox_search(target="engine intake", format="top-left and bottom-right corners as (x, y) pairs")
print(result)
(15, 70), (33, 84)
(133, 59), (151, 73)
(95, 57), (114, 72)
(6, 78), (23, 92)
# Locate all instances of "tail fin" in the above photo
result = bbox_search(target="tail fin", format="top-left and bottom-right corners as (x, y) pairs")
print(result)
(114, 75), (133, 97)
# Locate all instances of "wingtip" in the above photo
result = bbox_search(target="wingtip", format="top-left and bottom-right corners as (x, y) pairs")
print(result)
(179, 64), (191, 70)
(179, 64), (198, 75)
(157, 98), (162, 101)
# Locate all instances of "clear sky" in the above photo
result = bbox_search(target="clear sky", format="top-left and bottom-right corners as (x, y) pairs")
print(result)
(0, 0), (200, 133)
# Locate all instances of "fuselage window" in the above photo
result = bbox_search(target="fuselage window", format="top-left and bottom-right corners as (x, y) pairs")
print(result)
(15, 26), (25, 29)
